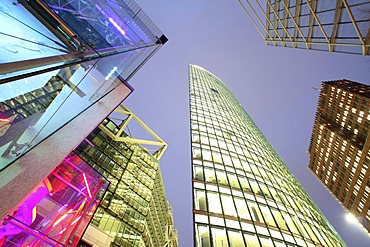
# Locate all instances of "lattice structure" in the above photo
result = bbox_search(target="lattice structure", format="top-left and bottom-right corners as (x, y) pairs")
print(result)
(239, 0), (370, 55)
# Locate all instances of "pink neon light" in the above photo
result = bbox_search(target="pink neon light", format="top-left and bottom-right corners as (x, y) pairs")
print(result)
(59, 228), (67, 235)
(108, 17), (126, 35)
(53, 209), (73, 227)
(0, 118), (10, 122)
(82, 173), (92, 198)
(71, 215), (82, 226)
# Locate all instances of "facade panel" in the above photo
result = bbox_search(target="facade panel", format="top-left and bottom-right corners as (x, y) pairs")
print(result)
(309, 79), (370, 234)
(189, 64), (345, 246)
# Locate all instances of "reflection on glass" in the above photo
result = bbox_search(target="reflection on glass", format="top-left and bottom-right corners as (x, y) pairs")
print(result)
(228, 230), (244, 247)
(260, 204), (276, 227)
(207, 191), (222, 214)
(204, 167), (216, 183)
(248, 202), (264, 223)
(235, 197), (250, 220)
(194, 166), (204, 180)
(272, 209), (288, 231)
(0, 154), (107, 246)
(211, 227), (228, 247)
(221, 194), (237, 217)
(216, 170), (228, 186)
(0, 50), (139, 171)
(195, 189), (207, 211)
(244, 232), (259, 247)
(196, 224), (210, 247)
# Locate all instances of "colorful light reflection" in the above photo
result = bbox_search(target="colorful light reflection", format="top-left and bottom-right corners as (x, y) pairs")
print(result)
(0, 118), (10, 122)
(82, 173), (92, 198)
(108, 17), (126, 35)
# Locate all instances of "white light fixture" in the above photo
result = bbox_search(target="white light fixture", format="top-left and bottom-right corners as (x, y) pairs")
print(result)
(345, 213), (357, 224)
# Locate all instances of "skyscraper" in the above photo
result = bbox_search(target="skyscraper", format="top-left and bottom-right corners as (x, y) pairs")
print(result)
(189, 64), (345, 246)
(239, 0), (370, 55)
(309, 79), (370, 234)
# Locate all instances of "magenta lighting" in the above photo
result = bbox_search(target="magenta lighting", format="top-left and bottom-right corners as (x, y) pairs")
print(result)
(109, 17), (126, 35)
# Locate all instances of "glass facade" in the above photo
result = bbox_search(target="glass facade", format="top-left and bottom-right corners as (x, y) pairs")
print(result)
(239, 0), (370, 55)
(0, 153), (108, 246)
(74, 117), (178, 247)
(189, 64), (345, 247)
(309, 80), (370, 233)
(0, 0), (167, 171)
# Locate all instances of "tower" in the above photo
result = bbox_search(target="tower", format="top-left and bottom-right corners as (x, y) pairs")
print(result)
(309, 79), (370, 233)
(189, 64), (345, 246)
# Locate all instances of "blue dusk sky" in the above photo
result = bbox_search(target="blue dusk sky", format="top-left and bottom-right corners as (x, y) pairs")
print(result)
(125, 1), (370, 246)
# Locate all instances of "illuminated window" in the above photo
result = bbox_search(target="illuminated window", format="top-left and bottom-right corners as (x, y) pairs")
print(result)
(195, 224), (210, 247)
(207, 192), (222, 214)
(228, 230), (244, 246)
(244, 232), (259, 247)
(211, 227), (228, 247)
(248, 202), (264, 223)
(221, 194), (237, 217)
(194, 189), (207, 211)
(216, 171), (228, 186)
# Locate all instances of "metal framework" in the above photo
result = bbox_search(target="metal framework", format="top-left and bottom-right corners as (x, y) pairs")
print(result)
(99, 104), (167, 160)
(239, 0), (370, 55)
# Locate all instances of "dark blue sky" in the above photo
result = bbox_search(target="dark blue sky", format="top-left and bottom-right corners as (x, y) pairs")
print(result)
(126, 1), (370, 246)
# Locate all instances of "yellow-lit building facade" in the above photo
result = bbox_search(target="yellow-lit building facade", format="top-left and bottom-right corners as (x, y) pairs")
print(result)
(189, 64), (345, 246)
(74, 107), (178, 247)
(309, 79), (370, 234)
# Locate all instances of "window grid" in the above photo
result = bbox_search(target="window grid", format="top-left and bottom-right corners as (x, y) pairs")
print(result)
(189, 65), (345, 247)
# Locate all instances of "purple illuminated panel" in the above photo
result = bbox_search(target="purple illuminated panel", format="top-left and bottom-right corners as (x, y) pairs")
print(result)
(108, 18), (126, 36)
(0, 154), (108, 247)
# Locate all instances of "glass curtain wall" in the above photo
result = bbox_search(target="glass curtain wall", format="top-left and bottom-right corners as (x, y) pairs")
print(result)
(74, 118), (177, 247)
(189, 64), (346, 247)
(0, 0), (166, 171)
(0, 153), (108, 246)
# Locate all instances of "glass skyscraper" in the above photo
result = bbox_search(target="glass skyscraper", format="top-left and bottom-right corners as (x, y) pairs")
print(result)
(189, 64), (345, 247)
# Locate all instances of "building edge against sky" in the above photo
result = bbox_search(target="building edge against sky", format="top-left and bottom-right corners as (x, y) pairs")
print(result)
(308, 80), (370, 234)
(238, 1), (370, 55)
(0, 0), (170, 245)
(189, 64), (346, 246)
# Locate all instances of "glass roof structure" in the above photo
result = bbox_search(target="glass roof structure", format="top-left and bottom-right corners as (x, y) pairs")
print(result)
(239, 0), (370, 55)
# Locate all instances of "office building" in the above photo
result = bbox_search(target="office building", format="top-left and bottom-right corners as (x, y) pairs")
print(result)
(189, 64), (345, 246)
(75, 104), (178, 247)
(309, 79), (370, 233)
(0, 104), (178, 246)
(0, 0), (167, 245)
(239, 0), (370, 55)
